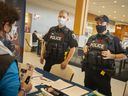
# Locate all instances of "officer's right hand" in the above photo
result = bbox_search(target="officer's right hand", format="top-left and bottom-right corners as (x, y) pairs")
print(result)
(83, 46), (88, 54)
(61, 60), (68, 69)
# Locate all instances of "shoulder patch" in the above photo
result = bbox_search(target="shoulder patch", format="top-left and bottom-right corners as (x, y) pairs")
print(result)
(107, 34), (114, 40)
(90, 35), (97, 40)
(72, 33), (77, 39)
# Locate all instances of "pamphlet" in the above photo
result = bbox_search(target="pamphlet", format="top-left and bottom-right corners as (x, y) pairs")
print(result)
(51, 79), (72, 90)
(61, 86), (89, 96)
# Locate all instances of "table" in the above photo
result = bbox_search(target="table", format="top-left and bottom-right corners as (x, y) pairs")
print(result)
(123, 81), (128, 96)
(27, 67), (91, 96)
(117, 59), (128, 75)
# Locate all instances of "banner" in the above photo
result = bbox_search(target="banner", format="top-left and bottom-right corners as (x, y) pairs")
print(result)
(5, 0), (26, 62)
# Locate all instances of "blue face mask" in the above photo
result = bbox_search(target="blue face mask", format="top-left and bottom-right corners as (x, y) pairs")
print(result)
(96, 25), (106, 34)
(58, 17), (67, 26)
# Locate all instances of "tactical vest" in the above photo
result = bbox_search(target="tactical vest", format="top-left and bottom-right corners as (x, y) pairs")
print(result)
(83, 34), (115, 74)
(0, 54), (15, 80)
(45, 27), (69, 59)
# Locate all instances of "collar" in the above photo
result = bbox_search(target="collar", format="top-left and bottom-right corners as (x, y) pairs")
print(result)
(96, 30), (110, 38)
(0, 41), (13, 56)
(104, 30), (110, 36)
(57, 25), (66, 29)
(56, 25), (68, 33)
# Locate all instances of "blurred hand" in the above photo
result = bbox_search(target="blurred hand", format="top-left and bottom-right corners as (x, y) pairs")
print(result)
(102, 50), (114, 59)
(20, 82), (32, 92)
(83, 46), (88, 54)
(61, 60), (68, 69)
(40, 57), (44, 64)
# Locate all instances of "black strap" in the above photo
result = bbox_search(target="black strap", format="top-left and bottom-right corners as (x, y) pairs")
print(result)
(0, 54), (15, 80)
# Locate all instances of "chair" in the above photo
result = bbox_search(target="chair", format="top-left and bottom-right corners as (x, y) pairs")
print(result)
(50, 64), (74, 81)
(123, 81), (128, 96)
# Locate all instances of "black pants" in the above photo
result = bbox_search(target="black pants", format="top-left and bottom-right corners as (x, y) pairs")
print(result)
(43, 56), (64, 72)
(37, 40), (41, 55)
(84, 69), (112, 96)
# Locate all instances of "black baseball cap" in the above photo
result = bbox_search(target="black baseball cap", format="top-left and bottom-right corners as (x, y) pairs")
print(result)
(95, 15), (109, 23)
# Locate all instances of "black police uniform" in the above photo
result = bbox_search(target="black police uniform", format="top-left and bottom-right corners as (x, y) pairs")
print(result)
(43, 26), (78, 72)
(82, 31), (125, 96)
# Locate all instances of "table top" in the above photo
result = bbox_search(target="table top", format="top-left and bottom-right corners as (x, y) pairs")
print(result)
(27, 67), (91, 96)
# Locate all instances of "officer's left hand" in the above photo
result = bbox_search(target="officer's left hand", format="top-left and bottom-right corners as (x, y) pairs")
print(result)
(61, 60), (68, 69)
(102, 50), (114, 59)
(83, 46), (88, 54)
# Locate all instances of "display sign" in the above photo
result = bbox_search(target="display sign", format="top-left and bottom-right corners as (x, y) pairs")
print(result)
(5, 0), (26, 62)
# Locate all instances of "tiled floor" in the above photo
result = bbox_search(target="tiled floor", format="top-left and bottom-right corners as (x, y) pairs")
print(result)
(23, 52), (127, 96)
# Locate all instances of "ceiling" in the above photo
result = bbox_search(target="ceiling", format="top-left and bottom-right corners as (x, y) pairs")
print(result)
(51, 0), (128, 24)
(88, 0), (128, 24)
(27, 0), (128, 24)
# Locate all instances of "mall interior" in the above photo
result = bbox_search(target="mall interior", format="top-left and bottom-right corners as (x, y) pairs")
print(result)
(0, 0), (128, 96)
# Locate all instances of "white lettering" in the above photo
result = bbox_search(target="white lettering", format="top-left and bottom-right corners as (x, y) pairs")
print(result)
(90, 42), (105, 50)
(50, 35), (62, 41)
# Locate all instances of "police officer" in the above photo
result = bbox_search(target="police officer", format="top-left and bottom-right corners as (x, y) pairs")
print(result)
(40, 10), (78, 72)
(82, 15), (127, 96)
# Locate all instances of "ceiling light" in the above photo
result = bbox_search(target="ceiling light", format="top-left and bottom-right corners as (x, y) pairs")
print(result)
(123, 15), (126, 17)
(98, 11), (101, 13)
(108, 15), (111, 17)
(114, 11), (117, 13)
(116, 26), (121, 30)
(102, 6), (105, 8)
(121, 20), (124, 22)
(113, 0), (117, 3)
(93, 2), (96, 5)
(121, 5), (125, 7)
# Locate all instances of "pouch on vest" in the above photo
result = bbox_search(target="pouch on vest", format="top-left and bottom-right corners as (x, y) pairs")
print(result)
(81, 52), (89, 72)
(88, 50), (101, 65)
